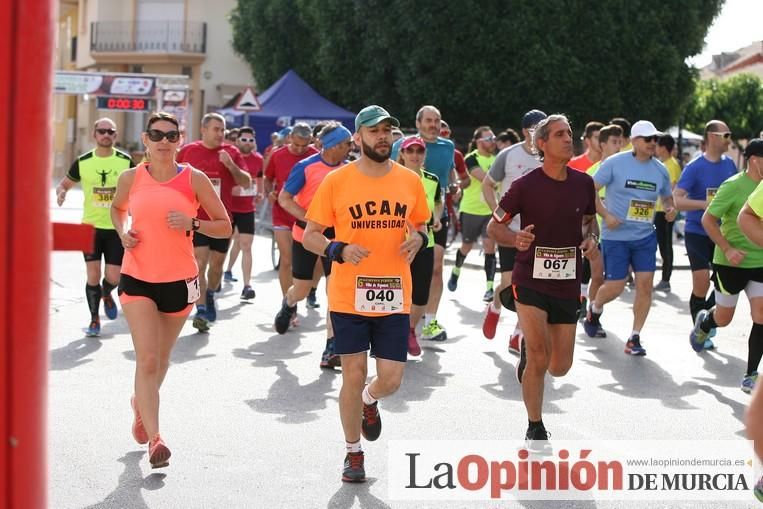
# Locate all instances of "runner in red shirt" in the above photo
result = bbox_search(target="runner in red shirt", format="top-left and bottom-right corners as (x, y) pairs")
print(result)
(568, 121), (604, 172)
(224, 126), (264, 300)
(177, 112), (251, 331)
(264, 122), (319, 299)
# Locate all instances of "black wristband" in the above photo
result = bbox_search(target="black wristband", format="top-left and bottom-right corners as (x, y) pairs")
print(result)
(324, 241), (347, 263)
(416, 230), (429, 252)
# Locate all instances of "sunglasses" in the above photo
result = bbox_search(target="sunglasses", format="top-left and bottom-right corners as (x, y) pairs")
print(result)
(640, 136), (657, 143)
(238, 137), (255, 143)
(146, 129), (181, 142)
(95, 128), (116, 136)
(404, 147), (425, 154)
(709, 131), (732, 139)
(479, 136), (496, 142)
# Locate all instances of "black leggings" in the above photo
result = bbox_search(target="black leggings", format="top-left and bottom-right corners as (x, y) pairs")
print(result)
(410, 246), (434, 306)
(654, 211), (674, 282)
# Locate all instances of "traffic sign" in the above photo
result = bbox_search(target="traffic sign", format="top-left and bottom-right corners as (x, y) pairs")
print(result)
(234, 86), (261, 112)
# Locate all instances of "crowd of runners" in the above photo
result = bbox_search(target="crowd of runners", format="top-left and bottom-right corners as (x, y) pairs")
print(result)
(56, 105), (763, 485)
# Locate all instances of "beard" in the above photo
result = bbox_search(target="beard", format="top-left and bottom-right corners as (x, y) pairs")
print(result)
(97, 138), (113, 149)
(361, 139), (390, 163)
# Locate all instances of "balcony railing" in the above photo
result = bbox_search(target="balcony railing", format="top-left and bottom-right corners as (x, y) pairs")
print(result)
(90, 21), (206, 54)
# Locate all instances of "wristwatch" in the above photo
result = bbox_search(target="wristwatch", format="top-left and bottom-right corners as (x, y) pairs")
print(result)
(192, 218), (201, 231)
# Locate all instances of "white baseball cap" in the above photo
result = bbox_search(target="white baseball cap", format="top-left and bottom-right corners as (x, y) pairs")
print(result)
(630, 120), (660, 138)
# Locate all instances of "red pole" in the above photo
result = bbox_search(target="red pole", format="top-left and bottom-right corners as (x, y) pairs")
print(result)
(1, 0), (54, 507)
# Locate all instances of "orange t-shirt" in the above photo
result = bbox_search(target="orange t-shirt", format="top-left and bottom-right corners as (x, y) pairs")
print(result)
(306, 161), (430, 316)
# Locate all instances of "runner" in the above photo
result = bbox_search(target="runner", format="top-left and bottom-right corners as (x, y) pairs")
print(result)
(690, 139), (763, 394)
(397, 136), (443, 356)
(264, 123), (319, 304)
(447, 126), (498, 302)
(302, 105), (429, 482)
(480, 110), (546, 354)
(56, 117), (134, 336)
(224, 126), (264, 299)
(583, 120), (676, 355)
(177, 113), (251, 331)
(674, 120), (738, 339)
(110, 112), (231, 468)
(274, 122), (352, 370)
(653, 133), (682, 292)
(487, 114), (598, 449)
(568, 121), (603, 172)
(392, 106), (455, 342)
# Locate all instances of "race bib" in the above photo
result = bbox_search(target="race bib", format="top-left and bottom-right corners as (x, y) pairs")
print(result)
(233, 184), (257, 197)
(354, 276), (404, 313)
(626, 199), (655, 223)
(91, 186), (116, 208)
(706, 187), (718, 202)
(210, 178), (221, 197)
(185, 276), (200, 303)
(532, 247), (576, 280)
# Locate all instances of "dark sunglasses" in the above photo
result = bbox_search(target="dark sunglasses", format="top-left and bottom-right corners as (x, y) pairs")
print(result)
(146, 129), (180, 142)
(640, 136), (657, 143)
(404, 147), (425, 154)
(95, 128), (116, 135)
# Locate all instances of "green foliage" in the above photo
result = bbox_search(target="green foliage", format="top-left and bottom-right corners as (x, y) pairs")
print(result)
(685, 74), (763, 139)
(230, 0), (722, 132)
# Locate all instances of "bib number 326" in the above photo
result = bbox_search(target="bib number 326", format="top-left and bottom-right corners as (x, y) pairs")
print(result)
(354, 276), (403, 313)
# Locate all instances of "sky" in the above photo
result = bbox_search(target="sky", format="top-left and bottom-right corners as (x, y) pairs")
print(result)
(686, 0), (763, 68)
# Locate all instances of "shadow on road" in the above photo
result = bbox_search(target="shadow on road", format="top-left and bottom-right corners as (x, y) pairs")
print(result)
(49, 337), (102, 371)
(383, 344), (454, 414)
(83, 450), (157, 509)
(326, 477), (391, 509)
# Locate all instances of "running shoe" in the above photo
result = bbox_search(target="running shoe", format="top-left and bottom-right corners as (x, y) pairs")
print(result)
(525, 425), (552, 454)
(361, 399), (382, 441)
(407, 328), (421, 356)
(241, 285), (256, 300)
(583, 309), (603, 338)
(653, 280), (671, 292)
(102, 294), (118, 320)
(689, 309), (710, 353)
(483, 288), (494, 302)
(447, 271), (459, 292)
(306, 288), (320, 309)
(482, 304), (500, 339)
(508, 333), (521, 356)
(148, 434), (171, 469)
(624, 334), (647, 356)
(192, 307), (210, 332)
(741, 372), (758, 394)
(320, 338), (341, 369)
(626, 274), (634, 288)
(421, 320), (447, 341)
(576, 296), (587, 321)
(86, 320), (100, 337)
(709, 327), (717, 338)
(703, 339), (715, 350)
(274, 299), (296, 334)
(223, 270), (238, 282)
(130, 396), (149, 445)
(342, 451), (366, 483)
(516, 334), (527, 384)
(205, 290), (217, 322)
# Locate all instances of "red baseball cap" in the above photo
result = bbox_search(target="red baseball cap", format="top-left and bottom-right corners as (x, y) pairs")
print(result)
(401, 136), (426, 150)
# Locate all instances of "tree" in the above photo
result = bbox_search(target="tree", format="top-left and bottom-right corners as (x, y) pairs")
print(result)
(230, 0), (722, 132)
(684, 74), (763, 140)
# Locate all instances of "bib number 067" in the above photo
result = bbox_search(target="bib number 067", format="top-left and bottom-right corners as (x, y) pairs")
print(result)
(543, 259), (568, 270)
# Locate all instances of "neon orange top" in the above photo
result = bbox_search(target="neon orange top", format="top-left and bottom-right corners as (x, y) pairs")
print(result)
(121, 163), (199, 282)
(305, 161), (430, 316)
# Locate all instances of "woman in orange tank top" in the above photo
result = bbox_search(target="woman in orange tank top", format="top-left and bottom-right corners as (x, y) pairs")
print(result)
(110, 112), (231, 468)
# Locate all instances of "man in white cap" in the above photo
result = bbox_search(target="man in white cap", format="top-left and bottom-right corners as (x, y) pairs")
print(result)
(583, 120), (677, 356)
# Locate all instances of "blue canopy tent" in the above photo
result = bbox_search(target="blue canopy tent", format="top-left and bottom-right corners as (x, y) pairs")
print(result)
(217, 70), (356, 151)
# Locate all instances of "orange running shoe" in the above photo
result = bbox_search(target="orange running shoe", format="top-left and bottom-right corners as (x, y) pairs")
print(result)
(130, 396), (149, 445)
(148, 434), (171, 468)
(482, 303), (500, 339)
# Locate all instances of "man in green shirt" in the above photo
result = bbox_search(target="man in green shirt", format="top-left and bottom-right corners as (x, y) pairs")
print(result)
(697, 139), (763, 393)
(56, 118), (134, 336)
(447, 126), (497, 302)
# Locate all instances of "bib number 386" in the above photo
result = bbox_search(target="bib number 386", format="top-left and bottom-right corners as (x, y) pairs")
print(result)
(354, 276), (403, 313)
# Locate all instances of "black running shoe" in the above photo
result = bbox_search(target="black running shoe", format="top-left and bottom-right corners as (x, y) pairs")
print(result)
(525, 424), (552, 454)
(306, 288), (320, 308)
(342, 451), (366, 483)
(516, 334), (527, 384)
(274, 299), (296, 334)
(361, 400), (382, 441)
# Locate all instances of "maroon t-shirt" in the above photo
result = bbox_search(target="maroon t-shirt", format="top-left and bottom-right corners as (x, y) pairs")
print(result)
(497, 166), (596, 299)
(229, 151), (263, 213)
(176, 141), (246, 219)
(264, 144), (319, 227)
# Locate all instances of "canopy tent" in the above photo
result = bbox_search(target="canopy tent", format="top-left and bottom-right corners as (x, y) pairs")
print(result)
(666, 126), (703, 142)
(217, 70), (356, 151)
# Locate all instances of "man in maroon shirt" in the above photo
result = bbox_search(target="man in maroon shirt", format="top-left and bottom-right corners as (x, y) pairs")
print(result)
(224, 126), (264, 300)
(264, 122), (319, 300)
(177, 113), (251, 331)
(487, 114), (598, 450)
